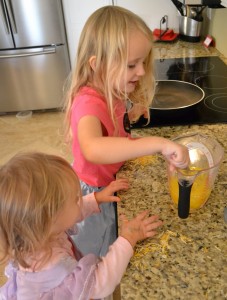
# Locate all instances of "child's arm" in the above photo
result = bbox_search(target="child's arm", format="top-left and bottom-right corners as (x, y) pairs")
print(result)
(78, 115), (189, 168)
(91, 210), (162, 298)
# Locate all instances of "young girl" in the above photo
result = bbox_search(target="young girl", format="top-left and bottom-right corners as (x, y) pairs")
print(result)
(0, 152), (163, 300)
(64, 6), (189, 256)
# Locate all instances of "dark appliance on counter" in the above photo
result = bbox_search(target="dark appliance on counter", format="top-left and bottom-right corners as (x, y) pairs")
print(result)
(0, 0), (70, 113)
(132, 56), (227, 128)
(175, 0), (225, 8)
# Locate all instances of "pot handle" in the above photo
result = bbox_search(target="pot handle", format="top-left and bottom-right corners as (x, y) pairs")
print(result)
(178, 179), (192, 219)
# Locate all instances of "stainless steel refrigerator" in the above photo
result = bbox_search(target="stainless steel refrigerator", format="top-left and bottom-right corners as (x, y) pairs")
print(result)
(0, 0), (71, 113)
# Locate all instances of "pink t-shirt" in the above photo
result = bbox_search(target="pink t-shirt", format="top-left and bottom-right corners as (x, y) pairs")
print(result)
(71, 86), (130, 186)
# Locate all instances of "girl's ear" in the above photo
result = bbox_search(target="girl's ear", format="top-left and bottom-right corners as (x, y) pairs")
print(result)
(89, 56), (96, 71)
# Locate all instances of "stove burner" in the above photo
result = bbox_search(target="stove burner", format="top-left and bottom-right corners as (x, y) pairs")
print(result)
(204, 93), (227, 113)
(195, 75), (227, 90)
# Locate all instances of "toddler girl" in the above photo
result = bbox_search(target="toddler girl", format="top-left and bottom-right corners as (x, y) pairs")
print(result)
(64, 6), (189, 256)
(0, 152), (162, 300)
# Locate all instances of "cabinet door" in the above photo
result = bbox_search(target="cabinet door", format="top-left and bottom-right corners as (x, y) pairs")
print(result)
(62, 0), (111, 65)
(114, 0), (178, 30)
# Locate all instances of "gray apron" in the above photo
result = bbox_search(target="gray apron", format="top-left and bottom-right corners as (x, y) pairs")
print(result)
(71, 180), (117, 257)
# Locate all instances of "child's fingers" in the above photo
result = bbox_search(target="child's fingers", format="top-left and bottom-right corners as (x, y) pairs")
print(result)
(143, 215), (161, 225)
(145, 220), (163, 232)
(116, 180), (129, 189)
(142, 215), (163, 237)
(145, 230), (159, 238)
(172, 147), (190, 169)
(107, 195), (121, 202)
(135, 210), (150, 221)
(108, 179), (129, 192)
(115, 178), (129, 184)
(168, 163), (176, 173)
(112, 178), (129, 186)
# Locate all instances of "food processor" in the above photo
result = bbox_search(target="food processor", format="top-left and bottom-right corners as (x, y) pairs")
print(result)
(167, 133), (224, 218)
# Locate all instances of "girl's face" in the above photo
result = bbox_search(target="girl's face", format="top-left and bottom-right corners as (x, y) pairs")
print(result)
(120, 30), (152, 94)
(52, 185), (83, 234)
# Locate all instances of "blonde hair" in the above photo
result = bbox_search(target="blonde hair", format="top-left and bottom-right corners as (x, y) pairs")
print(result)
(0, 152), (80, 269)
(64, 5), (155, 141)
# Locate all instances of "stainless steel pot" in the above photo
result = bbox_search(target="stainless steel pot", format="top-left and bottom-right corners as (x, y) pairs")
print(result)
(179, 16), (203, 42)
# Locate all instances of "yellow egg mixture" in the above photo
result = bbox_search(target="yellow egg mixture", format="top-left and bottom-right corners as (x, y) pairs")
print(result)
(168, 167), (212, 210)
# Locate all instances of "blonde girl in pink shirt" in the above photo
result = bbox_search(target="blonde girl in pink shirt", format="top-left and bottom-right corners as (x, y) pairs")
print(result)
(64, 6), (189, 257)
(0, 152), (162, 299)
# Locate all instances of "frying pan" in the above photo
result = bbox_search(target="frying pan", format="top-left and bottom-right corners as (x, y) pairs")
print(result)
(151, 80), (205, 110)
(131, 80), (205, 128)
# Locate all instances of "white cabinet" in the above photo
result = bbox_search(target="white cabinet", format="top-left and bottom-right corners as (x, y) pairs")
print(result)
(63, 0), (111, 65)
(115, 0), (179, 30)
(62, 0), (179, 66)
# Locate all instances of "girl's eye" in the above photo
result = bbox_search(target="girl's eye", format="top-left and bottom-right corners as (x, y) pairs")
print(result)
(128, 64), (136, 69)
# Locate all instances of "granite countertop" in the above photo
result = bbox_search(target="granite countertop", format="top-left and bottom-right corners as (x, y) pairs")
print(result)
(153, 39), (227, 64)
(116, 41), (227, 300)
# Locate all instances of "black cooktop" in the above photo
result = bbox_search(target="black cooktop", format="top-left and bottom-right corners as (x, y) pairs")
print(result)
(132, 56), (227, 128)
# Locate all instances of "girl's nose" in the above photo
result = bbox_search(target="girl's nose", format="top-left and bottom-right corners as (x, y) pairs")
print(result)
(136, 63), (145, 76)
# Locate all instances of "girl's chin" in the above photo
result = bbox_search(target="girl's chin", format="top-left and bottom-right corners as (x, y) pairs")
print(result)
(126, 83), (136, 93)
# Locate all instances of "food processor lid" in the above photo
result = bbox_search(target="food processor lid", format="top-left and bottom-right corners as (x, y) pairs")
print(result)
(173, 133), (224, 173)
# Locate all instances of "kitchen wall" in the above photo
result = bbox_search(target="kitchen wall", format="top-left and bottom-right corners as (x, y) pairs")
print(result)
(207, 8), (227, 57)
(114, 0), (179, 32)
(62, 1), (227, 66)
(63, 0), (109, 66)
(62, 0), (179, 66)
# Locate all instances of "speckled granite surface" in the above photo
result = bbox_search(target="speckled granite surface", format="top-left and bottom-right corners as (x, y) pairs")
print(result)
(153, 39), (227, 64)
(116, 41), (227, 300)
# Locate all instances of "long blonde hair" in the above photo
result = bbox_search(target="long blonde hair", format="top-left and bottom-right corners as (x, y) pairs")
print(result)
(64, 5), (155, 141)
(0, 152), (80, 269)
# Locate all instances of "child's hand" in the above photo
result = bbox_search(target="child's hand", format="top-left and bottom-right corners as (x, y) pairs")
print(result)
(128, 103), (148, 123)
(119, 211), (163, 248)
(94, 179), (129, 204)
(162, 140), (189, 170)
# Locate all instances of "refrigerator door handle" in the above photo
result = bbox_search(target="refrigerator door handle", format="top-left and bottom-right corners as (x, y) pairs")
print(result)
(0, 46), (56, 59)
(0, 0), (11, 34)
(4, 0), (17, 33)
